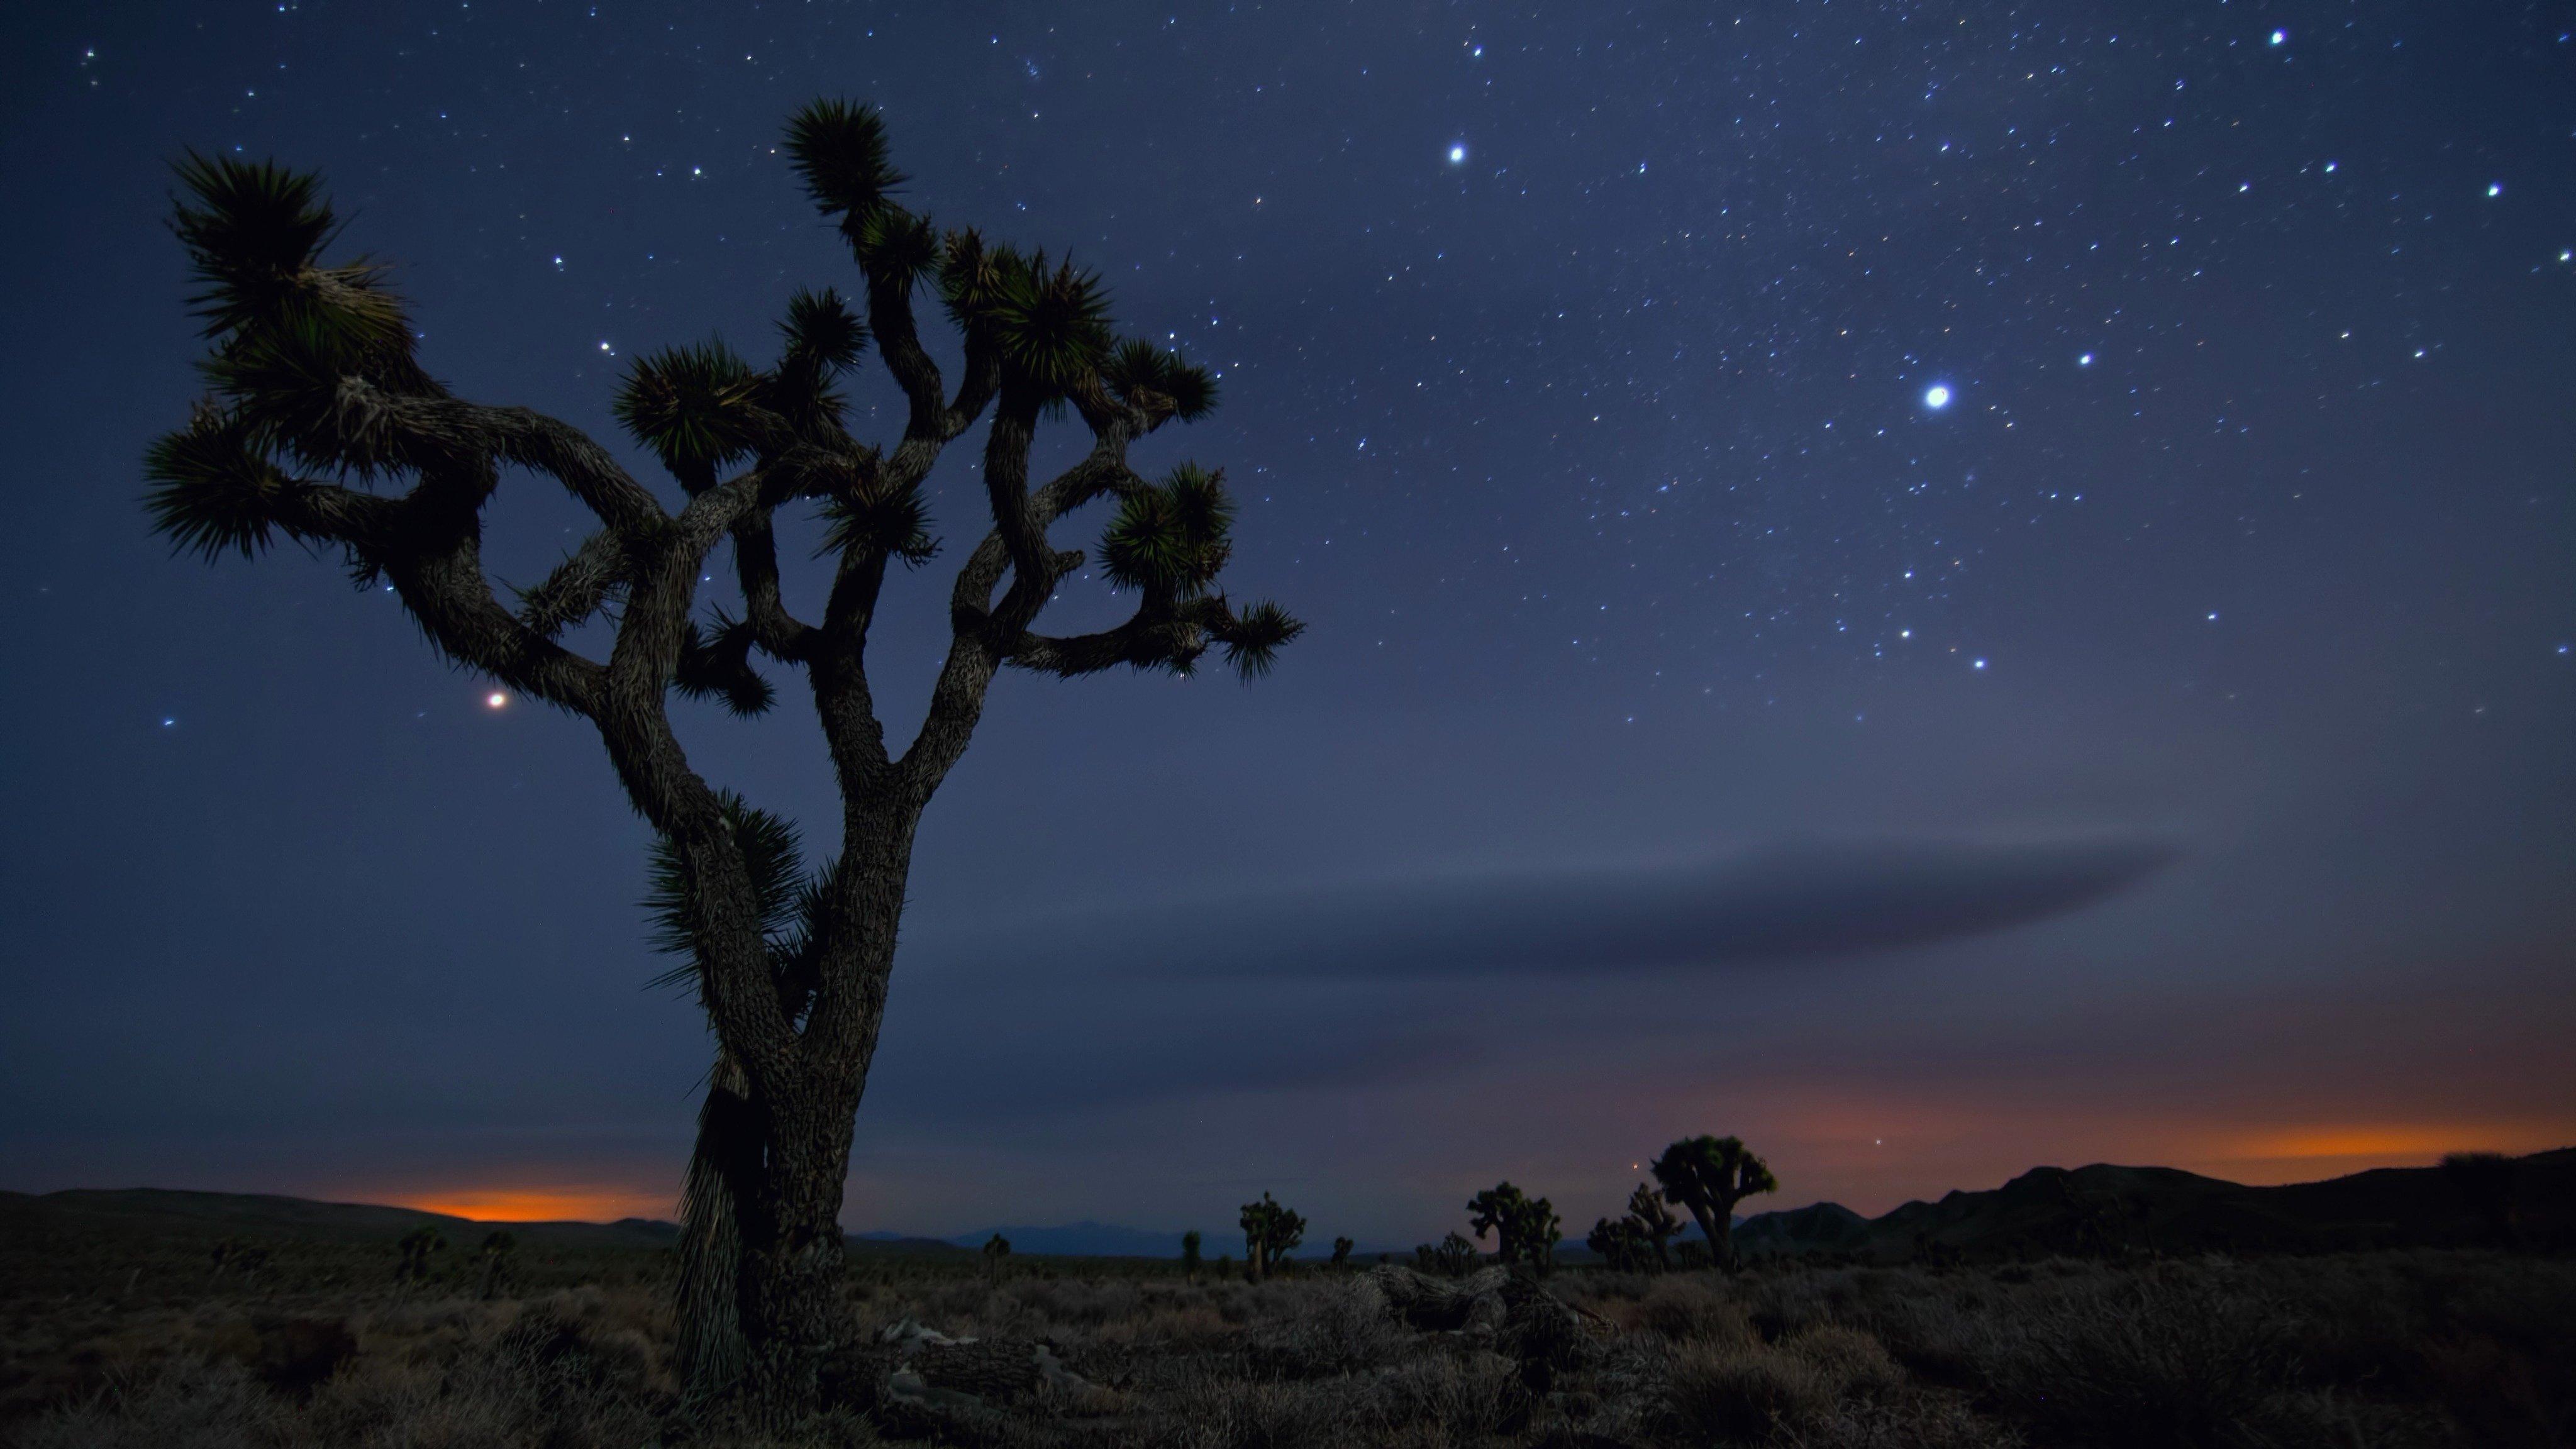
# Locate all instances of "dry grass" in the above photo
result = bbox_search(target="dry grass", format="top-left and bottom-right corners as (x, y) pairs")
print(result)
(4, 1250), (2571, 1447)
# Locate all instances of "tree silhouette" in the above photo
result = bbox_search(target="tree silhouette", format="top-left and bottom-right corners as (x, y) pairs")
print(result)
(476, 1230), (518, 1301)
(1650, 1135), (1776, 1271)
(1414, 1231), (1484, 1277)
(1585, 1215), (1650, 1272)
(145, 103), (1298, 1414)
(1467, 1182), (1562, 1273)
(395, 1226), (445, 1286)
(2441, 1152), (2522, 1248)
(1626, 1180), (1681, 1271)
(1238, 1193), (1305, 1280)
(1330, 1236), (1355, 1269)
(982, 1233), (1012, 1285)
(1180, 1229), (1202, 1282)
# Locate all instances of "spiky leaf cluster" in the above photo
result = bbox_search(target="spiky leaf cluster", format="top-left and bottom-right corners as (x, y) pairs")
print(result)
(613, 342), (761, 489)
(818, 481), (938, 569)
(169, 152), (407, 350)
(143, 404), (315, 559)
(1102, 339), (1218, 421)
(851, 206), (939, 289)
(1211, 600), (1304, 681)
(644, 795), (819, 996)
(676, 611), (775, 716)
(783, 100), (904, 221)
(985, 252), (1113, 396)
(162, 154), (437, 486)
(1101, 464), (1233, 599)
(764, 287), (866, 430)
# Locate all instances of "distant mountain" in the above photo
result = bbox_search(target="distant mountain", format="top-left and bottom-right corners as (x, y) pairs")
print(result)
(1733, 1146), (2576, 1260)
(0, 1187), (961, 1257)
(863, 1221), (1189, 1258)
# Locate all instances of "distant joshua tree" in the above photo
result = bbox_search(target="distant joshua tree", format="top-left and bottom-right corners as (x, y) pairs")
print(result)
(1585, 1216), (1650, 1272)
(476, 1230), (518, 1301)
(1652, 1136), (1777, 1272)
(2441, 1152), (2523, 1248)
(209, 1237), (269, 1285)
(145, 100), (1299, 1416)
(1415, 1231), (1484, 1277)
(1180, 1229), (1203, 1282)
(1239, 1194), (1305, 1280)
(1330, 1236), (1355, 1269)
(982, 1233), (1012, 1286)
(1626, 1181), (1682, 1270)
(396, 1226), (446, 1285)
(1467, 1182), (1563, 1273)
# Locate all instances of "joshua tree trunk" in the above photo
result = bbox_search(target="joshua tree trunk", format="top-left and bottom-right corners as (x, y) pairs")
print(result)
(1689, 1205), (1733, 1272)
(145, 102), (1302, 1423)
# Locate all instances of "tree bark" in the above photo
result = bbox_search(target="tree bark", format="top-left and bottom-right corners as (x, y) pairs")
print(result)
(738, 1077), (860, 1413)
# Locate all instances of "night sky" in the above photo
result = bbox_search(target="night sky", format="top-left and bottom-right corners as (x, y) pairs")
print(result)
(3, 1), (2572, 1245)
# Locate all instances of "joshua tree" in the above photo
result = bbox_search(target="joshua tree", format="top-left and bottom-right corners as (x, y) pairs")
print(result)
(1467, 1182), (1562, 1272)
(982, 1233), (1011, 1285)
(396, 1226), (445, 1285)
(1414, 1231), (1484, 1277)
(1585, 1216), (1650, 1272)
(477, 1230), (518, 1301)
(1180, 1229), (1202, 1281)
(145, 101), (1298, 1413)
(1239, 1193), (1305, 1280)
(209, 1237), (269, 1285)
(2441, 1152), (2523, 1248)
(1651, 1136), (1776, 1271)
(1626, 1181), (1681, 1271)
(1330, 1236), (1355, 1269)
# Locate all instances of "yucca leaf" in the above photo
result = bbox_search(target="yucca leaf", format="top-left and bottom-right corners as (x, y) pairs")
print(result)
(643, 792), (808, 969)
(143, 404), (308, 559)
(818, 481), (939, 567)
(674, 612), (776, 716)
(782, 100), (905, 219)
(989, 254), (1113, 394)
(779, 287), (865, 374)
(612, 341), (760, 486)
(852, 206), (939, 289)
(1102, 338), (1219, 421)
(1213, 600), (1304, 681)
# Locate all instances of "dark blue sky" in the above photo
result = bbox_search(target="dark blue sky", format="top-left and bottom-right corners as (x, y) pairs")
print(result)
(2, 0), (2570, 1241)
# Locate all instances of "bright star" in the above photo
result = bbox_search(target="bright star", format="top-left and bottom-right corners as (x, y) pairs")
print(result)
(2078, 352), (2094, 366)
(1447, 143), (1467, 164)
(2269, 29), (2285, 45)
(2487, 182), (2504, 198)
(1923, 384), (1952, 410)
(1971, 657), (1988, 670)
(486, 692), (508, 709)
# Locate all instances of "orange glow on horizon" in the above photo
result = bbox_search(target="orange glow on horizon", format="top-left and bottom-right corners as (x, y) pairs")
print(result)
(2210, 1123), (2569, 1167)
(380, 1185), (673, 1223)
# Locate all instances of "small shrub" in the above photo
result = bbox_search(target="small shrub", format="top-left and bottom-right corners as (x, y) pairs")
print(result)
(1661, 1339), (1838, 1445)
(1636, 1276), (1752, 1343)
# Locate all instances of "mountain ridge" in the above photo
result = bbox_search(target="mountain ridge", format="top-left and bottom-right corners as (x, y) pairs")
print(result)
(9, 1146), (2568, 1261)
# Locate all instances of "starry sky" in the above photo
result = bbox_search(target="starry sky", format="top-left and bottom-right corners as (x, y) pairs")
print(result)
(2, 1), (2572, 1243)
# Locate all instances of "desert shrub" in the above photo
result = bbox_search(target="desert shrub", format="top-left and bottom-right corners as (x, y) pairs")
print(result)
(1772, 1393), (2026, 1449)
(1659, 1338), (1838, 1444)
(1366, 1349), (1520, 1437)
(1635, 1276), (1752, 1343)
(1970, 1269), (2299, 1448)
(1780, 1324), (1904, 1401)
(1255, 1281), (1414, 1379)
(8, 1359), (281, 1449)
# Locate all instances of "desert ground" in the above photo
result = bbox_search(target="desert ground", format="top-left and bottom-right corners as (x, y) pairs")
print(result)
(4, 1185), (2572, 1449)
